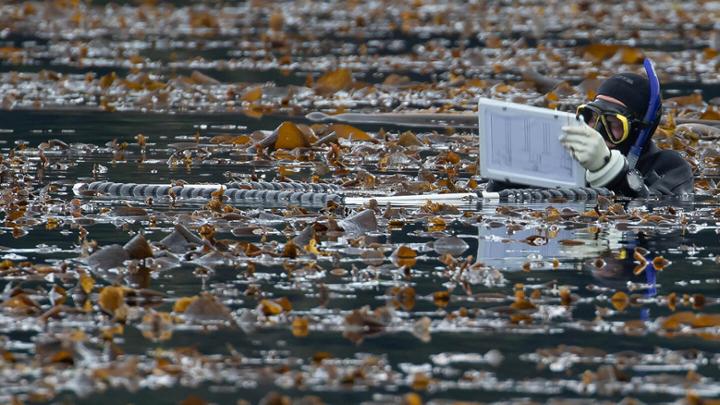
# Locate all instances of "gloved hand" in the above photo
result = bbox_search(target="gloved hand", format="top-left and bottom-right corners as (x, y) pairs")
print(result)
(559, 124), (610, 171)
(560, 124), (627, 188)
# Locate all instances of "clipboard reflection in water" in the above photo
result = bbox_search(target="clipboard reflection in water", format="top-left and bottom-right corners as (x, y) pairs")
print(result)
(475, 201), (624, 270)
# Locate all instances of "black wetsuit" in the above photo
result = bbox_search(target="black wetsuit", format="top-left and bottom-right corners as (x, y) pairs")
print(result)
(606, 141), (693, 197)
(486, 140), (694, 197)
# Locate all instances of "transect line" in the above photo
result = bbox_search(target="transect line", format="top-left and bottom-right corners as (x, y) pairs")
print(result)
(73, 181), (612, 207)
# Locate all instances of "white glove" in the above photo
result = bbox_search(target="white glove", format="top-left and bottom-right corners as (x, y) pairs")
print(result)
(560, 125), (627, 187)
(559, 124), (610, 171)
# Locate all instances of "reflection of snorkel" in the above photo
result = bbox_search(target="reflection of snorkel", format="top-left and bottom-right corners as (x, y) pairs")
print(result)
(640, 255), (657, 321)
(625, 58), (661, 194)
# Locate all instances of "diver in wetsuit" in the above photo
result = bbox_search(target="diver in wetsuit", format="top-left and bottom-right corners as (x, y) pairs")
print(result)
(559, 72), (693, 197)
(485, 71), (694, 198)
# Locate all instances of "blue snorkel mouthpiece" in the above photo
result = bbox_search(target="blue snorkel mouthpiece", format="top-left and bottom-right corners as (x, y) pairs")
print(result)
(627, 58), (661, 170)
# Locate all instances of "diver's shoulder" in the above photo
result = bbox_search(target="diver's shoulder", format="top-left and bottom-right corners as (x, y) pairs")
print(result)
(647, 148), (693, 178)
(645, 145), (689, 164)
(653, 148), (687, 161)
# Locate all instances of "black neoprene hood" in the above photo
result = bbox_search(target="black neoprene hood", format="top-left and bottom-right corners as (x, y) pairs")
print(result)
(597, 73), (650, 119)
(595, 72), (662, 155)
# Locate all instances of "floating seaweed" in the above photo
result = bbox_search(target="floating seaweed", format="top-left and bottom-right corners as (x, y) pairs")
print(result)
(0, 0), (720, 404)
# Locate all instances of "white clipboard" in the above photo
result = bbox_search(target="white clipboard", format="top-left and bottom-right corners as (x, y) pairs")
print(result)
(478, 98), (585, 188)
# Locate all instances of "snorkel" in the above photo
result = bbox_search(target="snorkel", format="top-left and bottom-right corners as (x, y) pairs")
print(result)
(627, 58), (661, 170)
(622, 58), (660, 196)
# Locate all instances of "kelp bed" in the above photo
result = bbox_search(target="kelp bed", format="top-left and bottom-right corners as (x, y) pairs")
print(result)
(3, 1), (720, 404)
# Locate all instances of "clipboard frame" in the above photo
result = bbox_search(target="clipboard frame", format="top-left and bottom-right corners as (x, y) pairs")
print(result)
(478, 98), (585, 189)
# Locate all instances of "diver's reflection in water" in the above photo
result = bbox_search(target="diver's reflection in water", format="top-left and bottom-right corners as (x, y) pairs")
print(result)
(587, 252), (648, 288)
(475, 203), (622, 269)
(588, 199), (663, 319)
(587, 233), (658, 320)
(475, 204), (658, 320)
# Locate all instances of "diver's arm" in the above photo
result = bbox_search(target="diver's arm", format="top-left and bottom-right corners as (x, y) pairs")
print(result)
(596, 159), (650, 198)
(591, 149), (693, 197)
(559, 125), (647, 196)
(560, 126), (693, 197)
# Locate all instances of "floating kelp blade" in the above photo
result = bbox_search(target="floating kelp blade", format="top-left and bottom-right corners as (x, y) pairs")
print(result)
(306, 111), (479, 129)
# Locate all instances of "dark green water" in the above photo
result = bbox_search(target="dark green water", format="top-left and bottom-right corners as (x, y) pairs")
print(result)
(1, 110), (720, 404)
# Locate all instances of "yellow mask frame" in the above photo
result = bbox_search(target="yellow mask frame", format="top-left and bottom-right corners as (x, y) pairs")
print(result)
(576, 103), (631, 145)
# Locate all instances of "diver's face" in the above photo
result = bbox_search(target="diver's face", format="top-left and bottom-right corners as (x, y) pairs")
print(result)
(595, 95), (629, 149)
